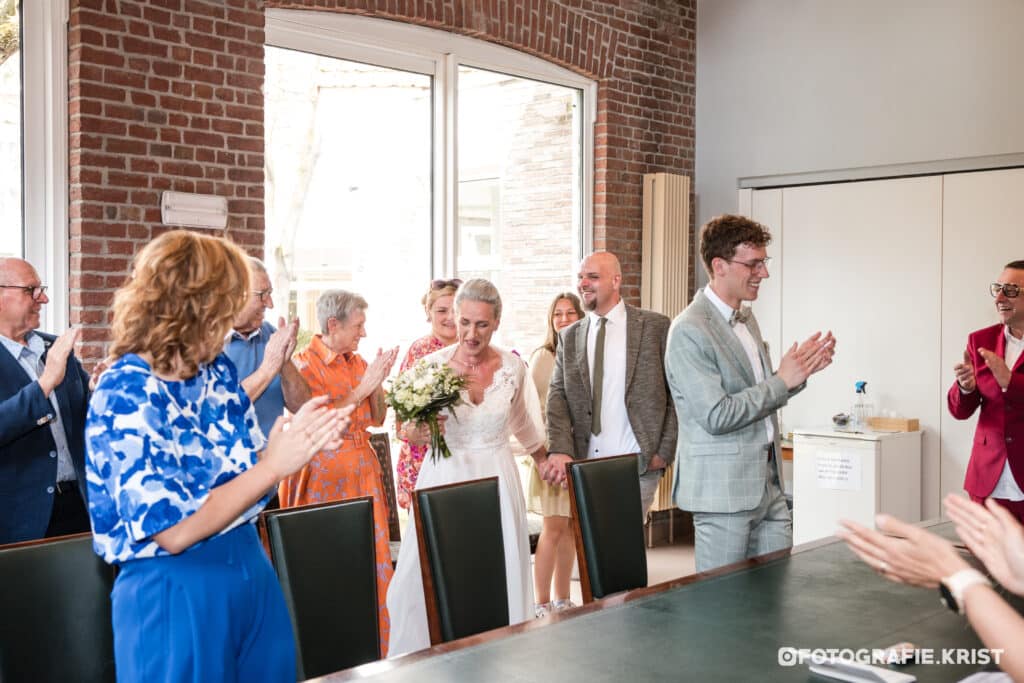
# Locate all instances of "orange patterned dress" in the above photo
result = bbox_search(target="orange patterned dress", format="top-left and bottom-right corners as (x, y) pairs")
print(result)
(279, 334), (393, 655)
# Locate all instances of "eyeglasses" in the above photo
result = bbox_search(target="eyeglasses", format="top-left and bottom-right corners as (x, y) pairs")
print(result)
(727, 257), (772, 272)
(253, 288), (274, 303)
(0, 284), (48, 301)
(991, 282), (1021, 299)
(430, 278), (463, 290)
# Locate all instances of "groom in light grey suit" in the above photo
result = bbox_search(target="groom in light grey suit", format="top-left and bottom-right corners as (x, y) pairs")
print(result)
(666, 215), (835, 572)
(546, 251), (677, 517)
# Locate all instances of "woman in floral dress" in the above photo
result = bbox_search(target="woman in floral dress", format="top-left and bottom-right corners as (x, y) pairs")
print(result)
(394, 278), (460, 509)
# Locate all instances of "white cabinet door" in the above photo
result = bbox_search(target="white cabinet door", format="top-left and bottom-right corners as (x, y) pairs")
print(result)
(793, 435), (878, 545)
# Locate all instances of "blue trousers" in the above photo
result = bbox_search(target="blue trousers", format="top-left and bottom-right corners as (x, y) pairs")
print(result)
(111, 523), (295, 683)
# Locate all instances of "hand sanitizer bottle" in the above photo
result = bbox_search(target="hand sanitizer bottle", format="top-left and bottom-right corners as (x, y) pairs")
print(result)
(852, 381), (873, 430)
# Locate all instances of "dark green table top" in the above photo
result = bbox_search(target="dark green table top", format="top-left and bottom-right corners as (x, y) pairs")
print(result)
(315, 523), (1009, 682)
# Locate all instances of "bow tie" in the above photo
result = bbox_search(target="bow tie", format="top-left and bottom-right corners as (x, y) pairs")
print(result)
(729, 307), (751, 327)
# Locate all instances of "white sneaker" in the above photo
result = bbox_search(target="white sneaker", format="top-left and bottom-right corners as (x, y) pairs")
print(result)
(551, 599), (576, 612)
(534, 602), (552, 618)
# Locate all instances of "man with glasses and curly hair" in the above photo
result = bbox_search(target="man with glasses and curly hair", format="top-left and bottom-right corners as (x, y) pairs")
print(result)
(949, 260), (1024, 522)
(665, 215), (836, 572)
(0, 257), (92, 544)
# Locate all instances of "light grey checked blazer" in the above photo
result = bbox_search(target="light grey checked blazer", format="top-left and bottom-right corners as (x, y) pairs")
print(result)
(546, 303), (677, 474)
(665, 288), (803, 513)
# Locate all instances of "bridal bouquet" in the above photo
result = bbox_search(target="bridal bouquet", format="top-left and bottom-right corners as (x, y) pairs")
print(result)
(386, 359), (466, 462)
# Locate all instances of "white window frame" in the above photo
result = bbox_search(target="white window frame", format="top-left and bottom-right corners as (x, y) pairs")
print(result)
(21, 0), (69, 331)
(265, 10), (596, 277)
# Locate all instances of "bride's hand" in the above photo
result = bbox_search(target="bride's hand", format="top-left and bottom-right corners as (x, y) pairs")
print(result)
(403, 415), (446, 446)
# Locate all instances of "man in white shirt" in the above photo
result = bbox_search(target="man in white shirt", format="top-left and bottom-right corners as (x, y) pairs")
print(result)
(665, 215), (835, 572)
(546, 251), (678, 517)
(0, 257), (93, 544)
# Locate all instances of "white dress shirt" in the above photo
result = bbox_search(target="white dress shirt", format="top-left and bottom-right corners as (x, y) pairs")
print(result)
(990, 327), (1024, 500)
(0, 332), (77, 482)
(703, 286), (775, 445)
(585, 298), (642, 459)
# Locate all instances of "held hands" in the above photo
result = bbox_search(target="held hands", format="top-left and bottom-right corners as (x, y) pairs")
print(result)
(946, 494), (1024, 595)
(954, 349), (977, 392)
(39, 327), (81, 396)
(541, 453), (574, 488)
(776, 330), (836, 390)
(978, 348), (1012, 391)
(264, 397), (353, 479)
(837, 514), (969, 588)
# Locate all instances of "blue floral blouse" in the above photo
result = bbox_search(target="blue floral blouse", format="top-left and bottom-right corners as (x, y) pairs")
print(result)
(85, 353), (268, 564)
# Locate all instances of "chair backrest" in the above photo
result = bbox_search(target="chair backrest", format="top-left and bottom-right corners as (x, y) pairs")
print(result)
(0, 533), (116, 683)
(369, 432), (401, 542)
(413, 477), (508, 645)
(262, 498), (380, 679)
(567, 454), (648, 602)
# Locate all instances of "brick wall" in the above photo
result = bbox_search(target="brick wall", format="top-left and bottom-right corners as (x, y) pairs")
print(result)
(69, 0), (695, 361)
(69, 0), (266, 361)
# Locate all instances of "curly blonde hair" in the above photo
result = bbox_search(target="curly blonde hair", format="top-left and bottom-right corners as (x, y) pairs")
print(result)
(110, 230), (250, 376)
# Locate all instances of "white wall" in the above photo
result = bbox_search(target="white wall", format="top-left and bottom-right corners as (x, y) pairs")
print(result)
(696, 0), (1024, 286)
(744, 168), (1024, 519)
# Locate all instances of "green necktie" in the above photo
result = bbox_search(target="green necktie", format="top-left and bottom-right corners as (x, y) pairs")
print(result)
(591, 317), (606, 436)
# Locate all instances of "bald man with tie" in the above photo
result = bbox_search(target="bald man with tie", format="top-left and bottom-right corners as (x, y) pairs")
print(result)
(545, 251), (677, 518)
(665, 215), (835, 572)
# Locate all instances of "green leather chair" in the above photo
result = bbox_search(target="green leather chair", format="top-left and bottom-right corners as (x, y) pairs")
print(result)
(413, 477), (508, 645)
(567, 453), (648, 602)
(262, 497), (380, 679)
(0, 532), (116, 682)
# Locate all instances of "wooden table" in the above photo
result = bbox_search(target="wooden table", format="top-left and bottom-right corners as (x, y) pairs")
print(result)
(310, 523), (1005, 682)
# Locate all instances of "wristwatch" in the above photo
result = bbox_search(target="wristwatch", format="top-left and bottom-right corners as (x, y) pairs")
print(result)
(938, 568), (991, 614)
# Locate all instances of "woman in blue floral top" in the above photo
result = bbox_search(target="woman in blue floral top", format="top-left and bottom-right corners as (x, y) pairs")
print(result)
(85, 230), (350, 683)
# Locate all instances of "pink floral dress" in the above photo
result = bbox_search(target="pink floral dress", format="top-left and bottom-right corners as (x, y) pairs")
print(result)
(395, 334), (447, 509)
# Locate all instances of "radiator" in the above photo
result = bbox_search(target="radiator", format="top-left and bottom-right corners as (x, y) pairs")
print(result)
(640, 172), (691, 319)
(641, 173), (690, 516)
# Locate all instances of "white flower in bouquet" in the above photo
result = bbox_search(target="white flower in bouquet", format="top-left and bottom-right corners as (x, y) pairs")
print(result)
(386, 359), (466, 461)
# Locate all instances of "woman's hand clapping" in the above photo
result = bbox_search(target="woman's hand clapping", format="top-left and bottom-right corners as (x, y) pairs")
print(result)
(264, 396), (353, 479)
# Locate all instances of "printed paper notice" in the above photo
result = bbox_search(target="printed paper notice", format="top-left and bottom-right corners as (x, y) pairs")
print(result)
(815, 451), (861, 491)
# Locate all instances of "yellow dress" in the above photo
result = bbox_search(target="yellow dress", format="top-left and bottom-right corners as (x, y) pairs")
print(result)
(525, 346), (571, 517)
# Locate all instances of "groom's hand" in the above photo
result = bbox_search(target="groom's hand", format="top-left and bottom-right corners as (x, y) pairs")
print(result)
(544, 453), (574, 487)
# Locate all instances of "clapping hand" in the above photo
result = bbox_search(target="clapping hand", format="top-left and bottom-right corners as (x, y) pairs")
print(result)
(776, 330), (836, 390)
(978, 348), (1012, 390)
(264, 397), (353, 479)
(262, 317), (300, 375)
(946, 494), (1024, 595)
(954, 349), (977, 392)
(837, 513), (969, 588)
(39, 327), (81, 396)
(360, 346), (400, 396)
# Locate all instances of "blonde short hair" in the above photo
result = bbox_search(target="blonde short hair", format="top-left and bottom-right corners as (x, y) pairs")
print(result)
(110, 230), (250, 376)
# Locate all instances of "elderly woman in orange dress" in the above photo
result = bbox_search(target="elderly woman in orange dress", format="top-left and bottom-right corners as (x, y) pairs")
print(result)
(394, 278), (460, 509)
(279, 289), (399, 654)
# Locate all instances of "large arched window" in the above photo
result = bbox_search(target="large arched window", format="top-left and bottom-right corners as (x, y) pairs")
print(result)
(0, 0), (68, 330)
(264, 11), (594, 354)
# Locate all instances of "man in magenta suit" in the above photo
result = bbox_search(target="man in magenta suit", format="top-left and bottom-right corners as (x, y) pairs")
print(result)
(949, 260), (1024, 522)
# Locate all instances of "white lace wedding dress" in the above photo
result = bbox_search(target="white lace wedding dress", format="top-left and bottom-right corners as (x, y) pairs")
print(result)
(386, 345), (546, 657)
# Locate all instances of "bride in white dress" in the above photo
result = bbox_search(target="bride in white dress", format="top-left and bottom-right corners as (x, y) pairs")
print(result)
(386, 279), (550, 657)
